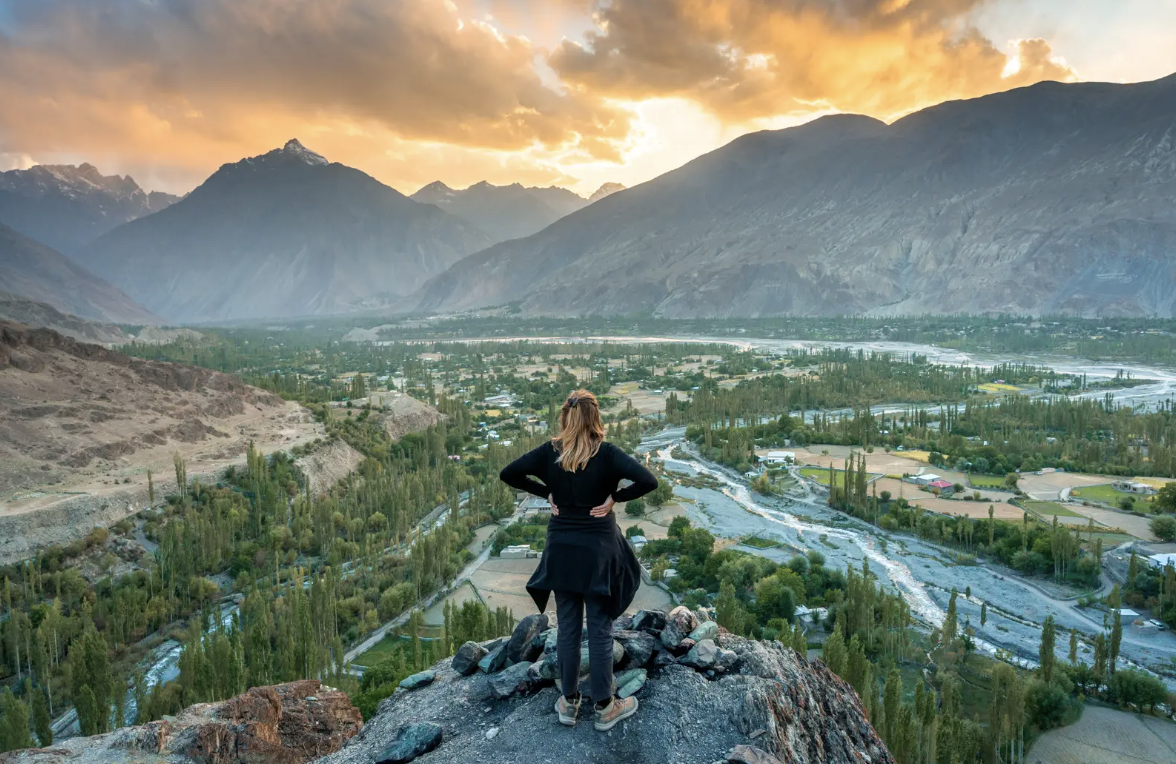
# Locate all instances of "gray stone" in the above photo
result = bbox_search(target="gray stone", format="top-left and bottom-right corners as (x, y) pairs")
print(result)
(680, 639), (719, 671)
(506, 614), (549, 663)
(613, 614), (635, 631)
(478, 644), (509, 674)
(651, 649), (677, 669)
(486, 727), (499, 741)
(689, 620), (719, 642)
(398, 670), (435, 691)
(489, 661), (535, 699)
(451, 641), (487, 677)
(614, 629), (658, 668)
(375, 722), (443, 764)
(525, 662), (553, 691)
(727, 744), (785, 764)
(632, 609), (667, 633)
(715, 648), (741, 673)
(615, 668), (647, 698)
(670, 637), (697, 657)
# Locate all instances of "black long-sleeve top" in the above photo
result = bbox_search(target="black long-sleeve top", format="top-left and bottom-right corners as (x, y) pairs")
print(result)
(499, 440), (658, 512)
(499, 440), (658, 618)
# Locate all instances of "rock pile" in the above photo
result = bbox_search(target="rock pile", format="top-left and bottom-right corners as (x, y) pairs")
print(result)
(0, 680), (362, 764)
(322, 606), (894, 764)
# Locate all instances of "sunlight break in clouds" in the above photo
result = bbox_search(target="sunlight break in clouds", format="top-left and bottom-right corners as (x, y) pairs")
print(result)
(0, 0), (1142, 197)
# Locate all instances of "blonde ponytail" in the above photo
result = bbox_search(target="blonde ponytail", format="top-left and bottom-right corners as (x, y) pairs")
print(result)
(552, 389), (605, 471)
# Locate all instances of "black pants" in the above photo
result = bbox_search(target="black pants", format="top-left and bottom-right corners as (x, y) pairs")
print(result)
(555, 590), (613, 704)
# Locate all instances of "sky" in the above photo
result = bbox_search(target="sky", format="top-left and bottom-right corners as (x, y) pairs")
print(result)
(0, 0), (1173, 197)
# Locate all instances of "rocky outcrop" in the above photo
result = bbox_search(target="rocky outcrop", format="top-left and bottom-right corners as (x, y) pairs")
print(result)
(0, 680), (361, 764)
(325, 607), (893, 764)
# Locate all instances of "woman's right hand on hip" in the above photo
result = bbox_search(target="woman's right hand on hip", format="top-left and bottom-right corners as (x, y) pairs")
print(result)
(549, 493), (559, 516)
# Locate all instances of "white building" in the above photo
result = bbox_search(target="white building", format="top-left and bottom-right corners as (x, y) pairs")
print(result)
(500, 544), (535, 560)
(1112, 480), (1156, 495)
(907, 473), (943, 486)
(1117, 608), (1140, 624)
(764, 451), (796, 465)
(1147, 553), (1176, 571)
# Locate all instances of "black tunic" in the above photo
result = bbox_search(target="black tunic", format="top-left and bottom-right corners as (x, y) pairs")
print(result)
(499, 440), (658, 619)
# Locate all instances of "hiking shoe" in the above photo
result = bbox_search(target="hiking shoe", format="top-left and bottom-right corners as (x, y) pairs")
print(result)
(555, 694), (581, 727)
(593, 696), (638, 731)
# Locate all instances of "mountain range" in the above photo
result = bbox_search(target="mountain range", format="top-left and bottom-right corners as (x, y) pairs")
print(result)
(415, 74), (1176, 318)
(74, 140), (491, 323)
(0, 163), (179, 254)
(410, 179), (624, 244)
(0, 221), (159, 324)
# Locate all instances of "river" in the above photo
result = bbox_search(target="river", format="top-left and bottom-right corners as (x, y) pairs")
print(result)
(637, 426), (1176, 690)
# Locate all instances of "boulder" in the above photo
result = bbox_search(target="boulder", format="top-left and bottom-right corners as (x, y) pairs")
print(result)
(451, 642), (487, 677)
(727, 745), (785, 764)
(506, 614), (549, 663)
(615, 668), (648, 698)
(489, 661), (535, 699)
(632, 609), (667, 633)
(543, 628), (559, 655)
(614, 630), (658, 669)
(670, 637), (697, 657)
(375, 722), (443, 764)
(661, 607), (698, 649)
(651, 649), (678, 669)
(398, 670), (435, 691)
(715, 648), (741, 673)
(680, 639), (718, 671)
(613, 614), (635, 631)
(525, 662), (553, 692)
(477, 644), (509, 674)
(689, 620), (719, 642)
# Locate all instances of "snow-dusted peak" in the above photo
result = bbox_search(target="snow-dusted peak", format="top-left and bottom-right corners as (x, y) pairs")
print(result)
(280, 139), (329, 166)
(588, 182), (625, 203)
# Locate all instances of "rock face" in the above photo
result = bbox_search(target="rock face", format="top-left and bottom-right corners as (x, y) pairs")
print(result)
(75, 139), (490, 323)
(0, 162), (179, 254)
(414, 74), (1176, 318)
(319, 612), (893, 764)
(0, 680), (361, 764)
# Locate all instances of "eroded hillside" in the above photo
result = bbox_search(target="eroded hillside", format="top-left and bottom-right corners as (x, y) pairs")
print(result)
(0, 322), (323, 561)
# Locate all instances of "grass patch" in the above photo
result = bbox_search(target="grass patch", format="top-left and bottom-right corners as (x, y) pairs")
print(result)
(742, 536), (781, 549)
(978, 382), (1022, 393)
(1071, 483), (1155, 508)
(967, 473), (1009, 489)
(1023, 500), (1082, 518)
(799, 466), (840, 485)
(898, 450), (931, 462)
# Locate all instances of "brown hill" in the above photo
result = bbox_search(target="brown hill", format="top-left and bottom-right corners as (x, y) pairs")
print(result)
(0, 322), (322, 562)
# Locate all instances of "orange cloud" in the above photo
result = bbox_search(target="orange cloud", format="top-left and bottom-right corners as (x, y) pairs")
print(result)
(0, 0), (631, 185)
(550, 0), (1078, 121)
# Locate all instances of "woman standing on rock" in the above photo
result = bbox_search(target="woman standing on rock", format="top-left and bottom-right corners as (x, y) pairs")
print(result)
(499, 389), (658, 731)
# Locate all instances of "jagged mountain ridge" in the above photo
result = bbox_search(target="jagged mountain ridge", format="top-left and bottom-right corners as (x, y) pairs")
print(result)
(0, 222), (159, 324)
(414, 74), (1176, 318)
(75, 140), (491, 323)
(0, 162), (179, 253)
(411, 179), (625, 245)
(0, 292), (131, 344)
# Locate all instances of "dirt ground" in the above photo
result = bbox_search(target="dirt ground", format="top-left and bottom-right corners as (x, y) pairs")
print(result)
(468, 555), (673, 619)
(608, 381), (679, 415)
(1061, 504), (1155, 540)
(616, 503), (686, 541)
(869, 477), (1023, 519)
(1028, 706), (1176, 764)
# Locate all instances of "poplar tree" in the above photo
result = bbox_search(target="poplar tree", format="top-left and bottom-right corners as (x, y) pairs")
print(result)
(1038, 615), (1056, 683)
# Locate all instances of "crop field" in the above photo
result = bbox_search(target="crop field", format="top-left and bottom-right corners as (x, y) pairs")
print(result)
(1023, 500), (1083, 518)
(967, 473), (1009, 489)
(1028, 705), (1176, 764)
(977, 382), (1022, 393)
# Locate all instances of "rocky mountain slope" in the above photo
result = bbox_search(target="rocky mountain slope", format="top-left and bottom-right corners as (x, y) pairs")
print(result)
(0, 293), (131, 344)
(411, 180), (625, 245)
(0, 163), (178, 254)
(0, 680), (361, 764)
(0, 222), (159, 324)
(323, 606), (891, 764)
(0, 322), (322, 562)
(75, 140), (491, 323)
(2, 608), (889, 764)
(414, 74), (1176, 318)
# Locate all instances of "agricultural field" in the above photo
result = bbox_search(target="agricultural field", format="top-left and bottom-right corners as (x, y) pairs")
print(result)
(967, 473), (1009, 489)
(1022, 500), (1083, 518)
(977, 382), (1022, 393)
(1028, 705), (1176, 764)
